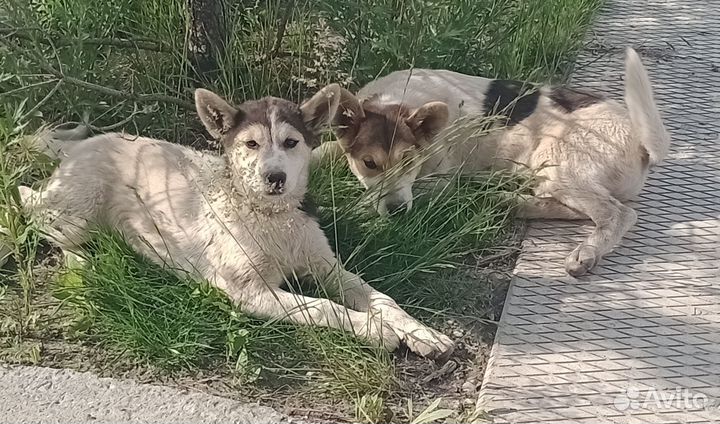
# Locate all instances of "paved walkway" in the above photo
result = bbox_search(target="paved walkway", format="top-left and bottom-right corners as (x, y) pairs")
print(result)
(477, 0), (720, 423)
(0, 365), (297, 424)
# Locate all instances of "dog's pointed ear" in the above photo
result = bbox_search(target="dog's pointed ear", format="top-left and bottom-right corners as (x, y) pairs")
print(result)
(406, 101), (449, 145)
(195, 89), (241, 141)
(301, 84), (364, 142)
(301, 84), (341, 134)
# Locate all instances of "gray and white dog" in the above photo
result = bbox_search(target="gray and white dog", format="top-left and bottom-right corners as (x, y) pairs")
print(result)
(19, 89), (454, 360)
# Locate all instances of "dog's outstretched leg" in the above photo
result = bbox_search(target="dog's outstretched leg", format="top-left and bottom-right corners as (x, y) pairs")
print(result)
(19, 185), (92, 268)
(551, 186), (637, 276)
(515, 195), (588, 220)
(308, 255), (455, 361)
(20, 185), (93, 251)
(216, 276), (401, 350)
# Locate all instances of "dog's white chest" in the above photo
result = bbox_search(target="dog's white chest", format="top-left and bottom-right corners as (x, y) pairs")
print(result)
(198, 207), (320, 283)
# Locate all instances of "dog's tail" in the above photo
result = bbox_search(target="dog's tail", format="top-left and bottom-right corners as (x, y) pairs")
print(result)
(35, 123), (91, 160)
(623, 47), (670, 167)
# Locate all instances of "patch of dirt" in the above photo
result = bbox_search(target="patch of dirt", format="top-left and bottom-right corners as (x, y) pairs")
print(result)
(0, 229), (522, 423)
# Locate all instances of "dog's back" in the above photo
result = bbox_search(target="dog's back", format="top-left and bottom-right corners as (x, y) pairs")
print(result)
(356, 51), (669, 201)
(358, 69), (493, 122)
(23, 132), (222, 267)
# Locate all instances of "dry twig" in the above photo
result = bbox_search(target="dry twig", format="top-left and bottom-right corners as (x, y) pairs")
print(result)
(0, 35), (195, 111)
(0, 27), (172, 53)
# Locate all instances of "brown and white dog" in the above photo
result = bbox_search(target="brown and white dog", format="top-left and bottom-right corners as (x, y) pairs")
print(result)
(304, 48), (670, 276)
(19, 89), (453, 359)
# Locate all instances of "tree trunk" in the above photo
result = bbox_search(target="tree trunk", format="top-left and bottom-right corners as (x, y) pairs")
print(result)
(186, 0), (225, 83)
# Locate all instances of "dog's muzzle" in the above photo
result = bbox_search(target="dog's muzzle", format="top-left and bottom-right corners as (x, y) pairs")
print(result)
(265, 171), (286, 195)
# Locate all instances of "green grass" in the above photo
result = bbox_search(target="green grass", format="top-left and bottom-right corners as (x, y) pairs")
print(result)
(55, 231), (394, 395)
(0, 0), (603, 419)
(307, 156), (526, 305)
(0, 0), (602, 142)
(0, 106), (55, 345)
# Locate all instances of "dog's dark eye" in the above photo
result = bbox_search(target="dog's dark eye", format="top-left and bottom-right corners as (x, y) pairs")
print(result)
(284, 138), (299, 149)
(363, 158), (377, 170)
(245, 140), (259, 149)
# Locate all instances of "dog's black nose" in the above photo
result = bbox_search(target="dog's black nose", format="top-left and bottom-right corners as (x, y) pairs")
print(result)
(386, 201), (406, 215)
(266, 172), (286, 186)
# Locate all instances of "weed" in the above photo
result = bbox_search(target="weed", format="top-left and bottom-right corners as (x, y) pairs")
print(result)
(355, 392), (388, 423)
(0, 105), (54, 340)
(408, 398), (455, 424)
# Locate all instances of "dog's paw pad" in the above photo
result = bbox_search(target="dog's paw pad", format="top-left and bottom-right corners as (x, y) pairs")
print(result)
(565, 244), (599, 277)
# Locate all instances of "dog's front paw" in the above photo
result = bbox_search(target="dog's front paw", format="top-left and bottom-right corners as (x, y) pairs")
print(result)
(403, 325), (455, 362)
(358, 320), (401, 352)
(565, 244), (599, 277)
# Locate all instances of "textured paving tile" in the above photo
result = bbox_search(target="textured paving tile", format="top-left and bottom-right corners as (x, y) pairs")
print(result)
(477, 0), (720, 422)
